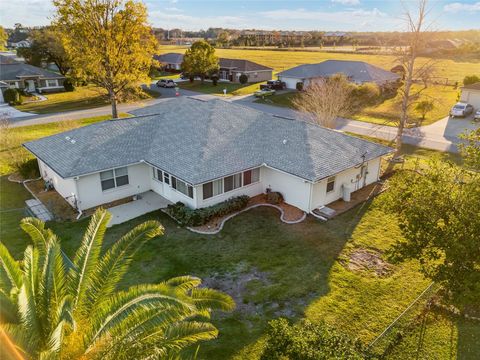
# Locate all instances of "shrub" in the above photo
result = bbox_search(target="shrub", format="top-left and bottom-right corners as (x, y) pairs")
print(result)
(63, 78), (75, 92)
(266, 191), (283, 205)
(296, 82), (304, 91)
(211, 75), (218, 86)
(239, 74), (248, 84)
(18, 158), (40, 179)
(463, 75), (480, 86)
(261, 318), (371, 360)
(415, 100), (435, 120)
(166, 195), (250, 226)
(4, 88), (22, 105)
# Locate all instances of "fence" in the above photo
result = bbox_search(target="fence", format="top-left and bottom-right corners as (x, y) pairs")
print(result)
(368, 282), (438, 357)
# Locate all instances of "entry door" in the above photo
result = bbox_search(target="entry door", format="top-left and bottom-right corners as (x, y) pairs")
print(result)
(360, 165), (368, 187)
(26, 80), (35, 92)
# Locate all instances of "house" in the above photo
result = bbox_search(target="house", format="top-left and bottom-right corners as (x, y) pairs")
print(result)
(277, 60), (401, 90)
(218, 58), (273, 83)
(24, 98), (391, 215)
(0, 55), (65, 96)
(460, 82), (480, 110)
(153, 53), (273, 83)
(7, 29), (31, 48)
(154, 52), (184, 71)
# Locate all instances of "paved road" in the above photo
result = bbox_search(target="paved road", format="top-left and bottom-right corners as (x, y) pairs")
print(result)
(8, 86), (478, 153)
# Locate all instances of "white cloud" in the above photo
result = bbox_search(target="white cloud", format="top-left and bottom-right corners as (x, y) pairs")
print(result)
(332, 0), (360, 5)
(148, 11), (252, 30)
(444, 2), (480, 12)
(165, 7), (182, 12)
(261, 7), (387, 21)
(0, 0), (54, 27)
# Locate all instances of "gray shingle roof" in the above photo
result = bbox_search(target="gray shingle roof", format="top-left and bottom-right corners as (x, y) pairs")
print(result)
(0, 56), (65, 81)
(277, 60), (400, 84)
(154, 52), (184, 65)
(219, 58), (272, 72)
(24, 98), (392, 184)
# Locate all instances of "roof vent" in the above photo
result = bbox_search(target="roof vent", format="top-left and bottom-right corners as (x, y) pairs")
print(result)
(65, 136), (70, 140)
(283, 139), (288, 145)
(71, 139), (76, 144)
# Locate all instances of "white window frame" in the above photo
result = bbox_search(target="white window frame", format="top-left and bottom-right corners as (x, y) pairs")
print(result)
(326, 176), (335, 193)
(152, 166), (163, 182)
(100, 167), (129, 192)
(45, 79), (59, 88)
(202, 167), (260, 201)
(171, 176), (194, 199)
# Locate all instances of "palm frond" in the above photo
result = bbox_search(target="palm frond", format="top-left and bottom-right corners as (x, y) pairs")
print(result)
(20, 217), (54, 255)
(0, 242), (23, 291)
(0, 289), (19, 323)
(69, 208), (111, 309)
(189, 288), (236, 312)
(84, 220), (164, 313)
(83, 284), (195, 353)
(165, 276), (202, 292)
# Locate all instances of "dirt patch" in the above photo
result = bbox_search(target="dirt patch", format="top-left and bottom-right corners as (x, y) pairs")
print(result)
(344, 248), (392, 277)
(202, 264), (271, 317)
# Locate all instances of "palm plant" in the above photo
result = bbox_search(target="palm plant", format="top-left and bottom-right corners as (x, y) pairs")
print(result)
(0, 209), (234, 359)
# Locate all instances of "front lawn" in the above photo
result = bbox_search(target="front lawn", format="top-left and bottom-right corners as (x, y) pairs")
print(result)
(15, 85), (160, 114)
(255, 84), (458, 127)
(2, 176), (477, 359)
(178, 80), (264, 96)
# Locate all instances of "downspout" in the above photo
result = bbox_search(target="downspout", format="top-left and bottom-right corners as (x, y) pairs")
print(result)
(73, 177), (83, 220)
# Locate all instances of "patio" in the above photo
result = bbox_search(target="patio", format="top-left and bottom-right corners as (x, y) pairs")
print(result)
(107, 191), (171, 227)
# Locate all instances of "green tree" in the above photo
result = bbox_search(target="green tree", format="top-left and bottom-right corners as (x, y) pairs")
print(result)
(181, 40), (219, 84)
(17, 27), (71, 75)
(0, 209), (234, 359)
(463, 74), (480, 86)
(459, 128), (480, 170)
(53, 0), (159, 118)
(261, 318), (370, 360)
(384, 150), (480, 304)
(216, 31), (230, 47)
(0, 26), (7, 51)
(415, 99), (434, 120)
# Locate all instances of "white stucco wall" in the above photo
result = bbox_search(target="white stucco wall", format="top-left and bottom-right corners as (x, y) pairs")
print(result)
(38, 159), (78, 207)
(310, 157), (382, 211)
(75, 163), (151, 210)
(195, 180), (263, 209)
(262, 166), (312, 211)
(460, 89), (480, 110)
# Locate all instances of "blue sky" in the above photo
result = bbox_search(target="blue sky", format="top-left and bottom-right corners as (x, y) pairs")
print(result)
(1, 0), (479, 31)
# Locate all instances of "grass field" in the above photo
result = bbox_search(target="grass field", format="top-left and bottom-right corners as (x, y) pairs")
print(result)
(158, 46), (479, 83)
(0, 114), (129, 175)
(178, 80), (264, 96)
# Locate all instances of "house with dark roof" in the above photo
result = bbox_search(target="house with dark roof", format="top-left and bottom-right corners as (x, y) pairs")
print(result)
(154, 52), (184, 71)
(153, 53), (273, 82)
(277, 60), (400, 90)
(0, 55), (65, 97)
(24, 98), (391, 215)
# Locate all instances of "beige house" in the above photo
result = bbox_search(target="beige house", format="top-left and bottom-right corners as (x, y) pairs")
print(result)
(460, 82), (480, 110)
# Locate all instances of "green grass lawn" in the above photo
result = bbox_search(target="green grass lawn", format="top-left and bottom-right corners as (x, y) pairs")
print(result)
(0, 114), (129, 175)
(15, 85), (160, 114)
(2, 176), (477, 359)
(178, 80), (265, 96)
(255, 84), (458, 127)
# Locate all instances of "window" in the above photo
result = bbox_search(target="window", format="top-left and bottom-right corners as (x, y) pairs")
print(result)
(326, 176), (335, 193)
(164, 172), (170, 185)
(152, 167), (162, 182)
(100, 167), (129, 191)
(243, 168), (260, 185)
(224, 175), (233, 192)
(171, 176), (193, 198)
(46, 79), (58, 87)
(203, 179), (223, 200)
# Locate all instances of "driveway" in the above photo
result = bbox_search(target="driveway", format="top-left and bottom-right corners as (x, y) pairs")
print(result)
(0, 103), (35, 118)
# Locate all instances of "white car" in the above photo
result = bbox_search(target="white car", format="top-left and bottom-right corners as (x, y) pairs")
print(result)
(450, 102), (474, 118)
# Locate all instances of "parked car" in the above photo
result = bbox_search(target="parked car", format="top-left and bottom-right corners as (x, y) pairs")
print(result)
(260, 80), (286, 91)
(450, 102), (474, 118)
(254, 89), (276, 98)
(474, 109), (480, 122)
(156, 79), (176, 88)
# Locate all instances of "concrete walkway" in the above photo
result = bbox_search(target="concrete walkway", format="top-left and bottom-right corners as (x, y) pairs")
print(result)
(0, 103), (35, 118)
(107, 191), (171, 227)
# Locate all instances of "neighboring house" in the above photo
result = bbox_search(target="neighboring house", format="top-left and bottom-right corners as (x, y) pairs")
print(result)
(24, 98), (391, 214)
(218, 58), (273, 83)
(153, 53), (273, 82)
(460, 82), (480, 110)
(0, 55), (65, 96)
(154, 52), (184, 71)
(277, 60), (401, 90)
(7, 29), (31, 48)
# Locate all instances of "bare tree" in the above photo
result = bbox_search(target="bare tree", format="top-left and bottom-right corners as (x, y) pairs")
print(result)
(393, 0), (436, 158)
(292, 74), (353, 129)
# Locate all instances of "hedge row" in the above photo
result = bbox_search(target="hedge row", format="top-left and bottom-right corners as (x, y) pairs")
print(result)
(166, 195), (250, 226)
